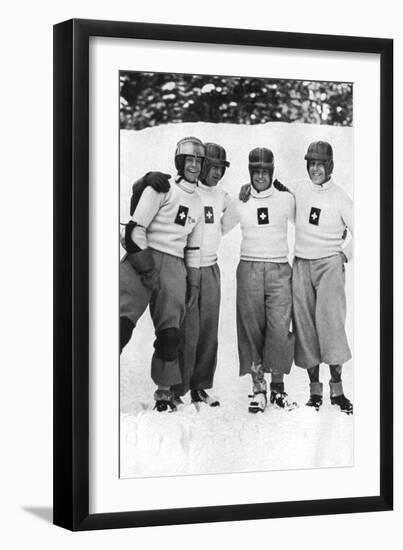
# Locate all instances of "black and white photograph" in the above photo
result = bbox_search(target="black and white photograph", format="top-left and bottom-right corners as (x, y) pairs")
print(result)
(119, 71), (354, 479)
(0, 0), (397, 543)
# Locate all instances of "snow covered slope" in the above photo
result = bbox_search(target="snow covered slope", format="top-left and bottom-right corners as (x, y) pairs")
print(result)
(119, 122), (353, 478)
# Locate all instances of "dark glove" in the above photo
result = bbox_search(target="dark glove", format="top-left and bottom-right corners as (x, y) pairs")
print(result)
(144, 171), (171, 193)
(239, 183), (251, 203)
(340, 251), (348, 264)
(121, 220), (141, 254)
(127, 248), (159, 292)
(129, 173), (171, 216)
(273, 179), (291, 193)
(141, 269), (160, 292)
(186, 267), (200, 308)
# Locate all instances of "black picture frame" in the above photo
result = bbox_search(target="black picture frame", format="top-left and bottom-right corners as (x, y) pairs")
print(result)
(53, 18), (393, 531)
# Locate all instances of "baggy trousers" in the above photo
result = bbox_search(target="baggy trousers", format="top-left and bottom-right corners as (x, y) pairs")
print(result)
(236, 261), (294, 376)
(292, 254), (352, 369)
(174, 264), (221, 396)
(120, 249), (187, 386)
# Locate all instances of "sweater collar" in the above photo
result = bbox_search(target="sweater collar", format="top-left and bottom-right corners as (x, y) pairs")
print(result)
(197, 181), (215, 192)
(307, 177), (334, 193)
(176, 177), (198, 194)
(250, 183), (274, 199)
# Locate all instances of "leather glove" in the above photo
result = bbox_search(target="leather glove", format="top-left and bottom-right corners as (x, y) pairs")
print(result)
(121, 220), (141, 254)
(144, 171), (171, 193)
(127, 248), (159, 292)
(140, 269), (160, 292)
(186, 267), (200, 308)
(239, 183), (251, 203)
(273, 179), (291, 193)
(120, 225), (128, 250)
(340, 251), (348, 264)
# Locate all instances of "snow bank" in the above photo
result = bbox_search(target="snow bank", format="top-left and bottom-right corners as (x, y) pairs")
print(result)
(119, 121), (353, 478)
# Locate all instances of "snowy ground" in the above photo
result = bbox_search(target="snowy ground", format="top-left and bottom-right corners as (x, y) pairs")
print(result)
(119, 122), (354, 479)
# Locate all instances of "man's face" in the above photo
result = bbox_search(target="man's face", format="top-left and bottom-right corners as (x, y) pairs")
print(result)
(184, 155), (202, 183)
(204, 164), (224, 187)
(308, 160), (327, 185)
(252, 168), (271, 192)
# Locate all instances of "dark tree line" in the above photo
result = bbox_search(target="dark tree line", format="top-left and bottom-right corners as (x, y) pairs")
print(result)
(120, 72), (353, 130)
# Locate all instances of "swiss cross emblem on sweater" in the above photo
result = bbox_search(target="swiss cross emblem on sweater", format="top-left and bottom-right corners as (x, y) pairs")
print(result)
(257, 207), (269, 225)
(174, 205), (189, 226)
(309, 207), (321, 226)
(204, 206), (214, 224)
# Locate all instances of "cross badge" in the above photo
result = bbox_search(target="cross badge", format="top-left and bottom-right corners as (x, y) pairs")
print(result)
(174, 205), (189, 226)
(309, 207), (321, 226)
(204, 206), (214, 224)
(257, 207), (269, 225)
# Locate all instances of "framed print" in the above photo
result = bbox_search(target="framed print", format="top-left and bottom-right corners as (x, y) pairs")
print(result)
(53, 19), (393, 530)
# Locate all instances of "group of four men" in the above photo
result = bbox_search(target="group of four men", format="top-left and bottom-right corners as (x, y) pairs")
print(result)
(120, 136), (353, 415)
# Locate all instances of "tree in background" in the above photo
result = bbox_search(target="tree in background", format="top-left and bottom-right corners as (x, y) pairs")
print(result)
(120, 72), (353, 130)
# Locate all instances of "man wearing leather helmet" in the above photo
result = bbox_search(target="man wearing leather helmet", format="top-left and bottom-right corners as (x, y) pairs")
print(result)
(127, 141), (231, 408)
(223, 147), (297, 414)
(292, 141), (353, 414)
(119, 136), (204, 412)
(173, 142), (231, 408)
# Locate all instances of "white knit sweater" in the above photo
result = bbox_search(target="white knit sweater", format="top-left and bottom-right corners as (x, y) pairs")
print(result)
(131, 179), (204, 268)
(291, 179), (353, 261)
(196, 182), (231, 267)
(221, 185), (295, 263)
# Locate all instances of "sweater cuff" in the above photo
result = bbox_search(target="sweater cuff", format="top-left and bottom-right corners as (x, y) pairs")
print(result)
(184, 246), (201, 268)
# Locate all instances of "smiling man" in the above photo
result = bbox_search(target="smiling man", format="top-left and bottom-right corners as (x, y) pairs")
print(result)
(119, 136), (204, 412)
(240, 142), (354, 414)
(222, 147), (296, 414)
(173, 142), (231, 408)
(127, 142), (231, 408)
(291, 141), (353, 414)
